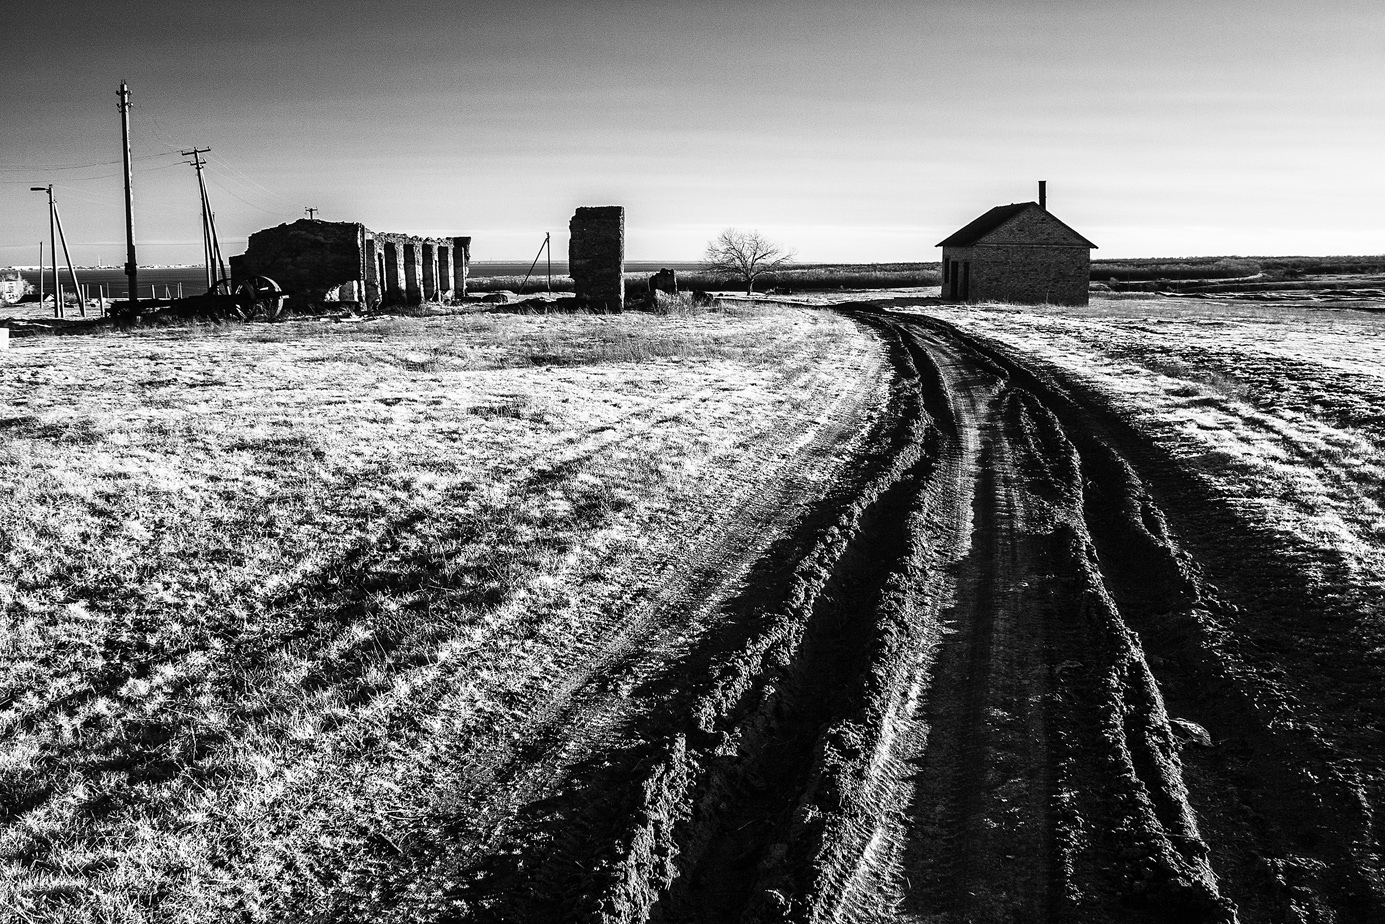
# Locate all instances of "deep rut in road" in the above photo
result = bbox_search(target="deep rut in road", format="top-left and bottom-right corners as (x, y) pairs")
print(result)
(443, 308), (1383, 923)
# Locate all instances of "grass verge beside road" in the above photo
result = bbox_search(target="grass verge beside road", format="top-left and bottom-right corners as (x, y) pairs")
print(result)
(0, 305), (888, 921)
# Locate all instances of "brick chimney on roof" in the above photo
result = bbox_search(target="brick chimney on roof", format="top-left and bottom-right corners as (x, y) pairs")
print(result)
(1039, 180), (1047, 210)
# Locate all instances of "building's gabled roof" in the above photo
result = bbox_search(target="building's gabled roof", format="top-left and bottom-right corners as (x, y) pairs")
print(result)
(936, 201), (1097, 249)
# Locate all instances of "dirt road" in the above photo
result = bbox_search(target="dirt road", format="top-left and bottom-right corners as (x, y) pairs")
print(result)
(418, 306), (1382, 924)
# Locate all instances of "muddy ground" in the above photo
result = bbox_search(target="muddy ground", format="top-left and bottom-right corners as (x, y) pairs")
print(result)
(421, 306), (1382, 923)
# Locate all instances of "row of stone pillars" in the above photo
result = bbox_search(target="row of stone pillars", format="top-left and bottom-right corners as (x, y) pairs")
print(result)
(365, 234), (470, 306)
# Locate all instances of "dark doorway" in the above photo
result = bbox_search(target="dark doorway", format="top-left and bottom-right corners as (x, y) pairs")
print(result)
(961, 261), (971, 301)
(383, 243), (400, 303)
(949, 262), (959, 300)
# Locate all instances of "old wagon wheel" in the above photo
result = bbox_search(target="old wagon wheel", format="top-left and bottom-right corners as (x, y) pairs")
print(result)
(205, 277), (249, 320)
(235, 275), (287, 321)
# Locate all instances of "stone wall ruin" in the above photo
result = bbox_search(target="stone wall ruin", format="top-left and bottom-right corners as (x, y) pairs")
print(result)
(234, 219), (471, 308)
(649, 268), (678, 297)
(569, 206), (624, 311)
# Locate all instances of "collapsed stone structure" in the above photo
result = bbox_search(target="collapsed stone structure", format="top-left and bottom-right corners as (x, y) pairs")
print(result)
(232, 219), (471, 308)
(937, 182), (1096, 306)
(569, 206), (624, 311)
(649, 268), (678, 298)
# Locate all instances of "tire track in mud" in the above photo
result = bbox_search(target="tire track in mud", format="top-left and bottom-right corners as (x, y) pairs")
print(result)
(442, 309), (1239, 923)
(899, 385), (1055, 922)
(341, 305), (1381, 923)
(926, 317), (1385, 923)
(810, 319), (1231, 924)
(891, 312), (1383, 923)
(810, 324), (1010, 923)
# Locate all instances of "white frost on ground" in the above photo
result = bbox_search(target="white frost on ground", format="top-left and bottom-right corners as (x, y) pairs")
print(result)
(913, 298), (1385, 617)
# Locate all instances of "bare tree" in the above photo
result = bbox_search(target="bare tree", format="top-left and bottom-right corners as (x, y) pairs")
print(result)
(703, 228), (794, 295)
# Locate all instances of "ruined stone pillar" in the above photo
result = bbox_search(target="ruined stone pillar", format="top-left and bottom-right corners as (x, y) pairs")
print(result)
(437, 245), (454, 299)
(404, 241), (424, 304)
(452, 236), (471, 297)
(569, 206), (624, 311)
(364, 236), (384, 305)
(383, 241), (404, 304)
(423, 243), (438, 300)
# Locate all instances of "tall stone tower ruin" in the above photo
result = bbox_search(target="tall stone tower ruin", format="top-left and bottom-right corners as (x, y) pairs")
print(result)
(569, 206), (625, 311)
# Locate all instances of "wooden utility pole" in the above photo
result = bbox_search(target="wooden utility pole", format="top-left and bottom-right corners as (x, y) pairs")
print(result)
(30, 185), (58, 317)
(517, 233), (552, 295)
(119, 82), (138, 311)
(207, 207), (226, 284)
(53, 202), (83, 317)
(305, 207), (318, 219)
(49, 190), (56, 316)
(182, 147), (215, 288)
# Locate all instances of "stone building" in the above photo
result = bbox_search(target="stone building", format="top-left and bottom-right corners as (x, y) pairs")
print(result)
(0, 269), (30, 306)
(569, 206), (624, 311)
(937, 186), (1096, 306)
(232, 219), (471, 308)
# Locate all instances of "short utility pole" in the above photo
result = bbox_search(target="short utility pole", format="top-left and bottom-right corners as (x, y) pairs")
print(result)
(305, 206), (318, 220)
(31, 186), (85, 317)
(30, 185), (58, 317)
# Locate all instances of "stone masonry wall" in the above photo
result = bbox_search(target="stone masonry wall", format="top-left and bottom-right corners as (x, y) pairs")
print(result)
(237, 220), (366, 307)
(569, 206), (624, 311)
(649, 268), (678, 295)
(452, 236), (471, 297)
(367, 232), (462, 306)
(239, 219), (469, 308)
(943, 243), (1089, 306)
(979, 207), (1091, 247)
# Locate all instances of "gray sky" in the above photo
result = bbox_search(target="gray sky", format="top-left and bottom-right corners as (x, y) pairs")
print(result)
(2, 0), (1381, 263)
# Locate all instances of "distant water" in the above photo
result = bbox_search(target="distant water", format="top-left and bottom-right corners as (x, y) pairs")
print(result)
(16, 267), (211, 300)
(15, 261), (703, 298)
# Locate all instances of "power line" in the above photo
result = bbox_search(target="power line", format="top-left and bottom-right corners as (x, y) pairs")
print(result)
(204, 172), (297, 218)
(51, 185), (124, 205)
(0, 161), (183, 186)
(53, 182), (191, 217)
(0, 151), (179, 172)
(198, 160), (289, 210)
(137, 109), (185, 152)
(208, 151), (295, 204)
